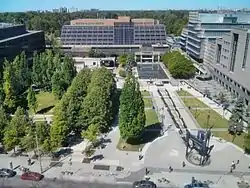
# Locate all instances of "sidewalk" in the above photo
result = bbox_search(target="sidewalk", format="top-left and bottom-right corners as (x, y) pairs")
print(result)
(166, 85), (199, 129)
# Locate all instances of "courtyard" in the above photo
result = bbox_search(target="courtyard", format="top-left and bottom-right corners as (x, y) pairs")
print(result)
(137, 63), (169, 80)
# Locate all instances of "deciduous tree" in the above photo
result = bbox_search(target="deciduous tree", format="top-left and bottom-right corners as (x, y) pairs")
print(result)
(27, 87), (38, 113)
(119, 74), (145, 143)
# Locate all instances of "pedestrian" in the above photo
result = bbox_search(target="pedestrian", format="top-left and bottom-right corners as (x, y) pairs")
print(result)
(230, 167), (233, 173)
(28, 158), (31, 166)
(10, 162), (13, 170)
(231, 161), (235, 169)
(169, 165), (173, 172)
(182, 161), (186, 167)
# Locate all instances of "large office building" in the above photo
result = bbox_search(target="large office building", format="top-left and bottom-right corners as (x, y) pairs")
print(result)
(0, 23), (45, 63)
(180, 12), (250, 62)
(61, 16), (167, 46)
(206, 28), (250, 104)
(60, 16), (168, 62)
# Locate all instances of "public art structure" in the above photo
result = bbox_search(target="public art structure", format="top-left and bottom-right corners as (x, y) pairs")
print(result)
(185, 129), (214, 166)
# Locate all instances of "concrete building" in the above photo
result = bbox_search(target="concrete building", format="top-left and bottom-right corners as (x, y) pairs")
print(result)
(180, 12), (250, 62)
(206, 28), (250, 104)
(73, 57), (115, 72)
(0, 23), (45, 63)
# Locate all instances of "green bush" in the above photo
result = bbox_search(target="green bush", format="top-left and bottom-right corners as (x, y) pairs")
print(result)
(162, 51), (196, 79)
(119, 69), (126, 77)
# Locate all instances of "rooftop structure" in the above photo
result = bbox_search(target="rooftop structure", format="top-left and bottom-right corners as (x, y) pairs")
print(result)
(180, 12), (250, 62)
(0, 23), (45, 63)
(61, 16), (167, 46)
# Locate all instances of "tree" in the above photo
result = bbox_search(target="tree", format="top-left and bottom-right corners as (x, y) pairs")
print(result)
(0, 107), (9, 143)
(162, 51), (195, 79)
(228, 97), (245, 137)
(27, 87), (38, 113)
(3, 107), (30, 151)
(81, 123), (100, 145)
(217, 92), (227, 104)
(3, 60), (17, 112)
(118, 54), (128, 67)
(244, 124), (250, 153)
(50, 69), (92, 147)
(119, 74), (145, 143)
(21, 126), (36, 154)
(79, 68), (117, 133)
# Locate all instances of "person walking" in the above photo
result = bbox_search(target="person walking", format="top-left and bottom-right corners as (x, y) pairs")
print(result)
(182, 161), (186, 167)
(10, 162), (13, 170)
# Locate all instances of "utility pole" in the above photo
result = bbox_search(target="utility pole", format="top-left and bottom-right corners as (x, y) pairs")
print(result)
(35, 133), (43, 174)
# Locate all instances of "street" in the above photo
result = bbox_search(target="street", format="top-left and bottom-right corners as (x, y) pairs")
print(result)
(0, 176), (172, 188)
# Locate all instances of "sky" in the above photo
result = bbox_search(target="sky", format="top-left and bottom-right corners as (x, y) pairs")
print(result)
(1, 0), (250, 12)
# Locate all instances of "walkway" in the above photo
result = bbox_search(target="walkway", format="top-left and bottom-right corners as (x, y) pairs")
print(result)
(179, 83), (248, 127)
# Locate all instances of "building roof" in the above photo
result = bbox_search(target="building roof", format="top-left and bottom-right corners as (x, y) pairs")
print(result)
(70, 16), (160, 26)
(0, 30), (43, 43)
(190, 12), (250, 24)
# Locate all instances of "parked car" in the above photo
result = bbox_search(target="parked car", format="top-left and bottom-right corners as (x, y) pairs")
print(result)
(133, 180), (157, 188)
(20, 171), (43, 181)
(0, 168), (16, 178)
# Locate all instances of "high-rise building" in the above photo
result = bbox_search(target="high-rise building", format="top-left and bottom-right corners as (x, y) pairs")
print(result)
(61, 16), (167, 46)
(180, 12), (250, 62)
(206, 28), (250, 104)
(0, 23), (45, 63)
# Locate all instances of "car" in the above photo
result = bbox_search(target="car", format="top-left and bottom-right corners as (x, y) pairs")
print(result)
(0, 168), (16, 178)
(133, 180), (157, 188)
(20, 171), (44, 181)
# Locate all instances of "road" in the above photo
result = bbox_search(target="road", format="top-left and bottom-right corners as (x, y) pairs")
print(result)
(0, 176), (169, 188)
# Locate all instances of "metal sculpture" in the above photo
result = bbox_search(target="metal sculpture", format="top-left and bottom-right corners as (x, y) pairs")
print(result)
(185, 128), (214, 166)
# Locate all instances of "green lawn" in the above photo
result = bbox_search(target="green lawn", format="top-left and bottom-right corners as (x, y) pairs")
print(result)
(182, 98), (209, 108)
(212, 131), (245, 149)
(117, 138), (144, 152)
(117, 109), (159, 151)
(143, 98), (153, 108)
(176, 90), (192, 97)
(145, 109), (159, 126)
(35, 92), (57, 114)
(141, 90), (150, 96)
(190, 109), (228, 128)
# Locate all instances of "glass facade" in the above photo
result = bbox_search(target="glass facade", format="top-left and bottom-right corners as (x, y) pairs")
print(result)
(61, 19), (167, 45)
(181, 12), (250, 61)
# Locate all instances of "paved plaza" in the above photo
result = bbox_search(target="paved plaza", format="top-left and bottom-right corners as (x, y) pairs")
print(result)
(1, 78), (250, 188)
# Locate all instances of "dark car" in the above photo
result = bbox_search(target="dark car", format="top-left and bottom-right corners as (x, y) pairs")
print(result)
(133, 180), (157, 188)
(20, 172), (44, 181)
(0, 168), (16, 178)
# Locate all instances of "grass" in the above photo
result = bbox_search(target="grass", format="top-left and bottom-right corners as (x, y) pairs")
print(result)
(176, 90), (192, 97)
(117, 138), (144, 152)
(212, 131), (245, 149)
(178, 90), (246, 149)
(190, 109), (228, 128)
(35, 92), (57, 114)
(145, 109), (159, 127)
(116, 109), (160, 151)
(182, 98), (209, 108)
(141, 90), (150, 96)
(143, 98), (153, 108)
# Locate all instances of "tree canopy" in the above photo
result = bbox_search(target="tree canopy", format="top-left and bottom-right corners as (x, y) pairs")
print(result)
(119, 74), (145, 143)
(0, 11), (188, 37)
(162, 51), (196, 79)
